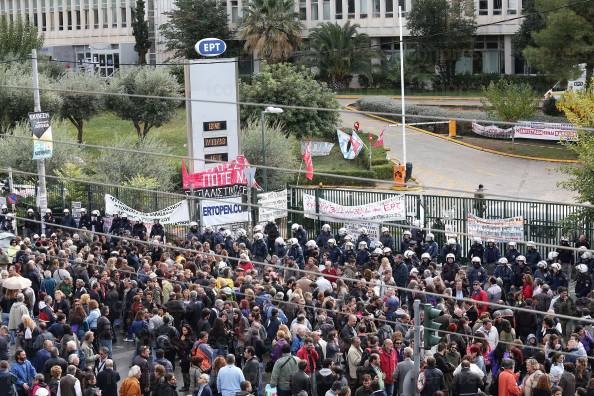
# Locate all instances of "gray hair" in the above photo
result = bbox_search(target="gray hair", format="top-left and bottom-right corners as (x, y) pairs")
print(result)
(105, 359), (114, 369)
(128, 365), (141, 378)
(16, 293), (24, 302)
(66, 365), (77, 375)
(404, 347), (413, 358)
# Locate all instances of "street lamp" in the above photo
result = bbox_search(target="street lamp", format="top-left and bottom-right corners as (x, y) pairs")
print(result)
(261, 106), (284, 191)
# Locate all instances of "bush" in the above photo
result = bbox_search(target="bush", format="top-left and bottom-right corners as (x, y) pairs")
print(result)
(302, 169), (376, 186)
(372, 163), (394, 179)
(482, 80), (538, 122)
(542, 96), (563, 116)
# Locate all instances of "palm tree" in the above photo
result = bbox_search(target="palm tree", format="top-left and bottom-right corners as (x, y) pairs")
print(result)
(307, 21), (377, 91)
(238, 0), (304, 63)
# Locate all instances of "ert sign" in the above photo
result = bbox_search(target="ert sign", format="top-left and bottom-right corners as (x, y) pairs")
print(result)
(195, 38), (227, 57)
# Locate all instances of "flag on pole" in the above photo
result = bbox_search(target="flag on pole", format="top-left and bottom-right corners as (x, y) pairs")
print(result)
(303, 141), (314, 180)
(349, 133), (361, 154)
(373, 129), (385, 148)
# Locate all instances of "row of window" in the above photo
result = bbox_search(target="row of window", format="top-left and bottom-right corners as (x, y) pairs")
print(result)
(0, 6), (130, 30)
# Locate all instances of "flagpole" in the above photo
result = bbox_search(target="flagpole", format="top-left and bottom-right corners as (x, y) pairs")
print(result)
(296, 160), (304, 186)
(399, 5), (407, 167)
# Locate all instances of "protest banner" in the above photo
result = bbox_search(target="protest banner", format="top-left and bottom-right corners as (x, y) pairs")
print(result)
(181, 156), (249, 191)
(29, 112), (53, 160)
(467, 214), (525, 242)
(258, 189), (288, 222)
(300, 141), (334, 156)
(471, 122), (514, 139)
(104, 194), (190, 224)
(336, 130), (364, 159)
(513, 121), (578, 141)
(200, 197), (250, 226)
(344, 222), (380, 242)
(303, 193), (406, 222)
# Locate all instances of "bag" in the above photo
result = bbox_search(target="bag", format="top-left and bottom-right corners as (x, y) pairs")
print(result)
(265, 384), (277, 396)
(191, 343), (212, 373)
(265, 360), (274, 373)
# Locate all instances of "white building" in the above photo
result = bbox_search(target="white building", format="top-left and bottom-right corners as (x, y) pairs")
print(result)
(0, 0), (525, 75)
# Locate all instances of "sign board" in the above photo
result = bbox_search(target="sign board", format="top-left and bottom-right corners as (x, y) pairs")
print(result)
(181, 156), (248, 191)
(195, 38), (227, 57)
(186, 58), (239, 172)
(467, 214), (525, 242)
(258, 189), (288, 222)
(344, 222), (379, 242)
(71, 201), (82, 221)
(204, 137), (228, 148)
(300, 141), (334, 157)
(0, 197), (6, 207)
(303, 193), (406, 222)
(29, 112), (53, 159)
(514, 121), (578, 141)
(104, 194), (190, 224)
(200, 197), (249, 226)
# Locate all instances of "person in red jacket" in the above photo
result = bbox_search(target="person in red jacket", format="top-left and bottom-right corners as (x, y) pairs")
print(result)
(498, 358), (522, 396)
(379, 339), (397, 396)
(521, 274), (534, 300)
(471, 280), (489, 315)
(296, 337), (319, 374)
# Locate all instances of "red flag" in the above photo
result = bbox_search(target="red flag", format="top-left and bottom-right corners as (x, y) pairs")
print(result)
(349, 133), (361, 154)
(373, 129), (384, 148)
(303, 141), (314, 180)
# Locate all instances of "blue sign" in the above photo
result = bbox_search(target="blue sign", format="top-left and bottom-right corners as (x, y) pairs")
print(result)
(195, 38), (227, 57)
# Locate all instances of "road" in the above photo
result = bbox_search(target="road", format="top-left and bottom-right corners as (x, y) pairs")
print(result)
(338, 100), (575, 202)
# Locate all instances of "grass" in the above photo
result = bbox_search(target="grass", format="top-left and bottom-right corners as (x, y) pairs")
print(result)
(313, 131), (390, 172)
(454, 135), (578, 160)
(337, 88), (484, 97)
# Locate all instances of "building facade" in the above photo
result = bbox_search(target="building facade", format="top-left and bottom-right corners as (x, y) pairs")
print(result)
(0, 0), (524, 75)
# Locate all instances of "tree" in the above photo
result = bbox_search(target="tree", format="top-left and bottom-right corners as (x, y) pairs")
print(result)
(239, 63), (339, 140)
(106, 67), (181, 139)
(0, 18), (44, 60)
(58, 72), (105, 143)
(523, 0), (594, 85)
(382, 53), (435, 90)
(306, 21), (376, 91)
(557, 85), (594, 204)
(132, 0), (151, 64)
(513, 0), (545, 54)
(240, 118), (299, 190)
(160, 0), (230, 60)
(481, 80), (539, 122)
(90, 135), (177, 191)
(0, 63), (61, 134)
(407, 0), (476, 87)
(238, 0), (303, 63)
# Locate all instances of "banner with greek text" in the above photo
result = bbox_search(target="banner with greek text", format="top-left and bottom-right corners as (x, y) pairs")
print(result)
(104, 194), (190, 224)
(471, 122), (514, 139)
(200, 197), (249, 226)
(258, 189), (288, 222)
(344, 222), (380, 242)
(300, 141), (334, 156)
(513, 121), (578, 141)
(467, 214), (524, 242)
(303, 193), (406, 222)
(29, 112), (53, 159)
(181, 156), (249, 191)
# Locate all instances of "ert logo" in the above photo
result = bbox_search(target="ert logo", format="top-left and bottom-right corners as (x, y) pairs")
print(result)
(195, 38), (227, 57)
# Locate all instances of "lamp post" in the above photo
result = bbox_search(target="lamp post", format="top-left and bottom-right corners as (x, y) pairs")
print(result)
(260, 106), (283, 191)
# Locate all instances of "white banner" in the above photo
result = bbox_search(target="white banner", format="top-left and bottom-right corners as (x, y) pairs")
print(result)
(472, 122), (514, 139)
(300, 141), (335, 156)
(344, 222), (380, 242)
(514, 121), (578, 141)
(258, 189), (288, 222)
(303, 193), (406, 222)
(200, 197), (249, 227)
(104, 194), (190, 224)
(467, 214), (524, 242)
(336, 129), (364, 159)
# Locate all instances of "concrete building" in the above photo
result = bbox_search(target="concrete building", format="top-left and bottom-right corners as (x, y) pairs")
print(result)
(0, 0), (525, 75)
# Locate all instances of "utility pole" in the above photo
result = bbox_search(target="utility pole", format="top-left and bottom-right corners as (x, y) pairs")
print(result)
(7, 167), (16, 231)
(398, 6), (407, 167)
(413, 299), (421, 396)
(31, 49), (47, 234)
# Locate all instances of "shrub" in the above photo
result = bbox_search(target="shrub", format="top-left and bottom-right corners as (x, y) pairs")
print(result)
(542, 96), (563, 116)
(482, 80), (538, 122)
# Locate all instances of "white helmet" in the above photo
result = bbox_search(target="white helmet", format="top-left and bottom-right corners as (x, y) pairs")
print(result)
(358, 241), (368, 250)
(383, 247), (392, 255)
(27, 208), (34, 213)
(63, 208), (70, 213)
(373, 248), (383, 255)
(498, 257), (508, 265)
(426, 233), (434, 241)
(446, 253), (455, 260)
(275, 237), (285, 246)
(487, 239), (495, 244)
(516, 255), (526, 263)
(550, 262), (561, 271)
(253, 225), (263, 233)
(237, 228), (246, 237)
(359, 227), (368, 235)
(404, 250), (414, 259)
(0, 204), (6, 210)
(582, 251), (592, 260)
(409, 268), (419, 276)
(80, 208), (87, 213)
(421, 252), (431, 260)
(254, 232), (263, 241)
(223, 229), (232, 237)
(403, 231), (412, 237)
(448, 238), (456, 245)
(91, 210), (100, 216)
(527, 241), (536, 248)
(473, 237), (482, 244)
(560, 236), (569, 242)
(291, 223), (300, 231)
(548, 251), (559, 261)
(189, 221), (198, 227)
(576, 264), (588, 274)
(537, 260), (548, 269)
(121, 213), (128, 219)
(471, 256), (481, 264)
(289, 238), (299, 246)
(381, 227), (389, 233)
(345, 241), (354, 250)
(338, 227), (347, 236)
(322, 224), (331, 232)
(508, 242), (517, 247)
(46, 209), (52, 214)
(306, 240), (317, 249)
(370, 241), (383, 250)
(328, 238), (336, 246)
(344, 235), (353, 242)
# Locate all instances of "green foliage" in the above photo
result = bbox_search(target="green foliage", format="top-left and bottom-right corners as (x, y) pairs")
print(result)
(0, 18), (44, 61)
(160, 0), (230, 60)
(239, 63), (339, 140)
(306, 22), (377, 91)
(58, 72), (105, 143)
(123, 175), (162, 211)
(106, 67), (181, 139)
(91, 135), (177, 191)
(447, 73), (557, 93)
(132, 0), (150, 64)
(381, 53), (435, 90)
(523, 0), (594, 84)
(54, 163), (89, 203)
(238, 0), (303, 63)
(407, 0), (476, 88)
(513, 0), (545, 53)
(38, 56), (66, 79)
(481, 80), (538, 122)
(542, 96), (563, 116)
(0, 63), (62, 134)
(240, 118), (299, 190)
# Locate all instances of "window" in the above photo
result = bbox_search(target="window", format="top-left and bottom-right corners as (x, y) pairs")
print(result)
(76, 10), (81, 28)
(336, 0), (342, 19)
(372, 0), (380, 17)
(59, 11), (63, 29)
(120, 7), (126, 27)
(84, 9), (89, 28)
(311, 0), (318, 20)
(359, 0), (367, 18)
(397, 0), (405, 12)
(493, 0), (502, 14)
(94, 8), (99, 28)
(348, 0), (354, 18)
(111, 6), (116, 27)
(102, 6), (108, 28)
(231, 0), (239, 22)
(299, 0), (306, 20)
(41, 13), (46, 30)
(385, 0), (393, 17)
(507, 0), (516, 14)
(323, 0), (330, 19)
(68, 9), (72, 29)
(478, 0), (488, 15)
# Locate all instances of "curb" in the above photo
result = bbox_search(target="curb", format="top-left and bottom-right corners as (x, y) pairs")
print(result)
(336, 95), (483, 101)
(343, 105), (580, 164)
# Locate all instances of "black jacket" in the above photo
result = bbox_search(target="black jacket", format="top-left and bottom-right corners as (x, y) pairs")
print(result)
(452, 368), (482, 396)
(290, 370), (311, 396)
(96, 368), (120, 396)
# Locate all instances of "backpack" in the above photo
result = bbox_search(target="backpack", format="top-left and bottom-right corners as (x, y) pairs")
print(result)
(191, 342), (212, 373)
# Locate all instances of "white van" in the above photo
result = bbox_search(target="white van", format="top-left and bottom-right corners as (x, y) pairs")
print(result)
(544, 64), (587, 99)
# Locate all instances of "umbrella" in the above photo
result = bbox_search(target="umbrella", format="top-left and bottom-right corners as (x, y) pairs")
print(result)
(1, 276), (32, 290)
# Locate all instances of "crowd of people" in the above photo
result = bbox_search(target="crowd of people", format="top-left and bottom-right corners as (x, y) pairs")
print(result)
(0, 208), (593, 396)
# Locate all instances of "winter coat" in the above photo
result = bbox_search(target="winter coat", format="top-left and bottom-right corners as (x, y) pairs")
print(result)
(483, 246), (501, 264)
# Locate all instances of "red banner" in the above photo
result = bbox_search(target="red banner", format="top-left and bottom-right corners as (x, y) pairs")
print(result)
(182, 156), (249, 190)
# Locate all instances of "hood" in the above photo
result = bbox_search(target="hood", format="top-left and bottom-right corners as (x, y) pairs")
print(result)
(526, 334), (537, 343)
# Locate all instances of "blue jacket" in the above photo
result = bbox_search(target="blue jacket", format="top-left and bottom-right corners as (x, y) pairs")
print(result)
(288, 245), (304, 268)
(380, 235), (395, 251)
(251, 240), (268, 262)
(327, 246), (342, 264)
(467, 265), (487, 286)
(356, 250), (370, 267)
(194, 384), (214, 396)
(392, 262), (409, 288)
(423, 241), (439, 259)
(315, 231), (332, 250)
(493, 264), (513, 291)
(32, 349), (51, 373)
(10, 360), (36, 389)
(293, 228), (308, 248)
(526, 250), (542, 270)
(483, 246), (501, 264)
(275, 245), (288, 259)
